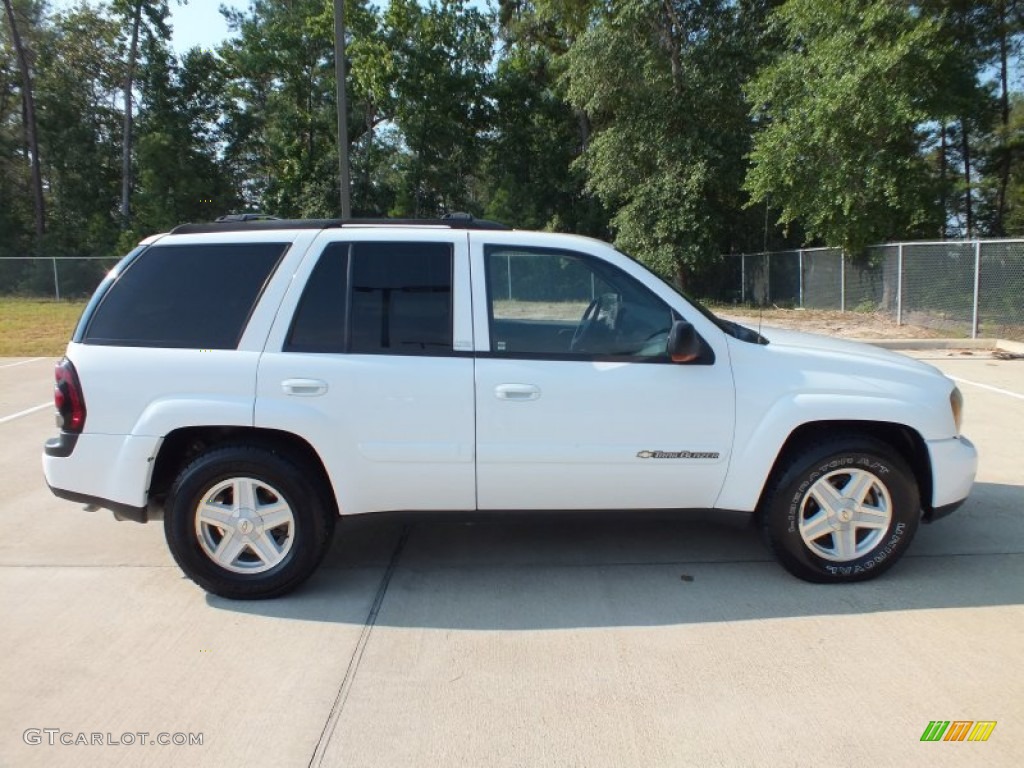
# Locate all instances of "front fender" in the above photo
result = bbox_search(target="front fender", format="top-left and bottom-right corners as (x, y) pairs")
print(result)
(713, 393), (938, 512)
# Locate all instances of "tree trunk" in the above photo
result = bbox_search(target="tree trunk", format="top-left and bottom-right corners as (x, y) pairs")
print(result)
(333, 0), (351, 218)
(661, 0), (683, 93)
(996, 0), (1010, 236)
(961, 117), (973, 238)
(120, 1), (143, 227)
(575, 108), (590, 154)
(361, 104), (375, 214)
(675, 263), (689, 293)
(939, 122), (947, 239)
(3, 0), (45, 237)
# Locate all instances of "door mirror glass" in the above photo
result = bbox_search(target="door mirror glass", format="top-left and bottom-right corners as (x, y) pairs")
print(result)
(667, 320), (702, 363)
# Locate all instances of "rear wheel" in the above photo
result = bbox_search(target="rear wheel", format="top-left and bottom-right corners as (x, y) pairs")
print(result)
(164, 445), (335, 599)
(760, 437), (920, 583)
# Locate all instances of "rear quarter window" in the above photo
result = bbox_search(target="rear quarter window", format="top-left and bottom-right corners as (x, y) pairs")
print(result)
(82, 242), (288, 349)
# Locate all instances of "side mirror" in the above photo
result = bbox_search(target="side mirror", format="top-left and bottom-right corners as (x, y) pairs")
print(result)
(667, 320), (702, 363)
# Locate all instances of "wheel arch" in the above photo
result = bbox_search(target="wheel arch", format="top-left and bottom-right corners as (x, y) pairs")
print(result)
(149, 426), (338, 517)
(754, 420), (932, 517)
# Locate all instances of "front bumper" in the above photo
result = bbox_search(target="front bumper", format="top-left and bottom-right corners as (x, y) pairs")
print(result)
(924, 435), (978, 519)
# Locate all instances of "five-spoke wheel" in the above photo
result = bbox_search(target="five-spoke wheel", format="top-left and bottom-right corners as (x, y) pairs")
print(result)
(194, 477), (296, 574)
(760, 436), (920, 583)
(165, 445), (335, 599)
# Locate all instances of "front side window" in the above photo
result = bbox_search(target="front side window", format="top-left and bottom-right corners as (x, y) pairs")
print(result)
(485, 246), (673, 359)
(286, 241), (453, 355)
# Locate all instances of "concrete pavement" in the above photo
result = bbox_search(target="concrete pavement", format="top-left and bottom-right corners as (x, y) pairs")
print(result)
(0, 354), (1021, 767)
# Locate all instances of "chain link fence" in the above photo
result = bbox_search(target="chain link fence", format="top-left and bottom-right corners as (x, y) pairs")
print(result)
(0, 256), (118, 300)
(5, 242), (1024, 339)
(710, 240), (1024, 339)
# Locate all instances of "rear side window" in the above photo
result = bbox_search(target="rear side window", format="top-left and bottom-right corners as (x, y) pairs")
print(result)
(83, 243), (287, 349)
(286, 241), (453, 355)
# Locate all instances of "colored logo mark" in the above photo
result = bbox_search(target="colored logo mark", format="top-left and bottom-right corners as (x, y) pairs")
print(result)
(920, 720), (996, 742)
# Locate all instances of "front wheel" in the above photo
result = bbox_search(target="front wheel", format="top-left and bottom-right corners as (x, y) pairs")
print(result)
(164, 445), (335, 599)
(760, 437), (921, 583)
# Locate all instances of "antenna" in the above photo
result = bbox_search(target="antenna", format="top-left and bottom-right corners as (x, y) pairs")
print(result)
(760, 198), (769, 337)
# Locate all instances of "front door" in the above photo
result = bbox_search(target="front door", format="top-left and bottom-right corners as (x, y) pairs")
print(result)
(472, 238), (735, 510)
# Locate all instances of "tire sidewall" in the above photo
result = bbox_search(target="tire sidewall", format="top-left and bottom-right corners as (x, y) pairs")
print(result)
(766, 443), (920, 582)
(165, 448), (329, 598)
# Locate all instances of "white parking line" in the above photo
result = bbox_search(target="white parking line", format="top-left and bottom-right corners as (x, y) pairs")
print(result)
(0, 357), (45, 370)
(0, 402), (51, 425)
(950, 376), (1024, 401)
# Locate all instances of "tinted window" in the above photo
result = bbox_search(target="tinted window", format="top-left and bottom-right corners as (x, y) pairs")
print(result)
(285, 243), (349, 353)
(84, 243), (287, 349)
(485, 246), (673, 358)
(349, 242), (452, 354)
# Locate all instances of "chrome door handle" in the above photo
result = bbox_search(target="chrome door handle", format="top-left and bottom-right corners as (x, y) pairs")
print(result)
(282, 378), (328, 396)
(495, 383), (541, 401)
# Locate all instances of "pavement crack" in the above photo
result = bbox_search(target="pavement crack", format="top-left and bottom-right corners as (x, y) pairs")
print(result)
(308, 524), (410, 768)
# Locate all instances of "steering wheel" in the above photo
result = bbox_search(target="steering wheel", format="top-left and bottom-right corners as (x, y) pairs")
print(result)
(570, 293), (619, 352)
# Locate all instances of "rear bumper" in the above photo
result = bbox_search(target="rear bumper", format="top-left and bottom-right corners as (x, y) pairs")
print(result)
(42, 432), (162, 521)
(924, 435), (978, 518)
(46, 484), (150, 523)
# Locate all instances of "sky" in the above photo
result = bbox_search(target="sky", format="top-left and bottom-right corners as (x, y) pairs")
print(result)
(51, 1), (249, 54)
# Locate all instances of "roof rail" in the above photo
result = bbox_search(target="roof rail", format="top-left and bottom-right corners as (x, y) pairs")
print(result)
(170, 213), (511, 235)
(214, 213), (280, 223)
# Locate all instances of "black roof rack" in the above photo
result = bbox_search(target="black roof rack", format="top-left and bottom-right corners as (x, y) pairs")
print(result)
(170, 212), (511, 235)
(214, 213), (281, 223)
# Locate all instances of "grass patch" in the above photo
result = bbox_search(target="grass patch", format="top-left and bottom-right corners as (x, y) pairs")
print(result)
(0, 298), (87, 356)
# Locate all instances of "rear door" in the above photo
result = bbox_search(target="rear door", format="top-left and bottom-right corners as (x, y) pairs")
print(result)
(471, 232), (735, 510)
(256, 229), (476, 515)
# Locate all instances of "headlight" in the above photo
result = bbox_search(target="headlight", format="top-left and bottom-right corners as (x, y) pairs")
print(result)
(950, 386), (964, 434)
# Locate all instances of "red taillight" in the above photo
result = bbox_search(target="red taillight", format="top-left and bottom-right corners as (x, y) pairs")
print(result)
(54, 359), (86, 433)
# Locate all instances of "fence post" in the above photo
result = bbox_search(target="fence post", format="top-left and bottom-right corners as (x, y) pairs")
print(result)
(741, 254), (746, 304)
(840, 252), (845, 312)
(896, 243), (903, 326)
(798, 249), (804, 308)
(766, 252), (771, 305)
(52, 257), (60, 301)
(972, 240), (981, 338)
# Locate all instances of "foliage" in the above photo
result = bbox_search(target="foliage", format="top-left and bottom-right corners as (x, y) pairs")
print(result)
(1, 0), (1024, 297)
(564, 0), (775, 285)
(744, 0), (954, 254)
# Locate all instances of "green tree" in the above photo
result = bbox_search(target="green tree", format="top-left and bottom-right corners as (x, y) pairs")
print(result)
(2, 0), (45, 239)
(565, 0), (773, 286)
(482, 44), (604, 233)
(35, 3), (124, 257)
(221, 0), (374, 216)
(111, 0), (171, 226)
(745, 0), (958, 253)
(997, 94), (1024, 234)
(0, 4), (30, 260)
(127, 38), (241, 236)
(384, 0), (493, 217)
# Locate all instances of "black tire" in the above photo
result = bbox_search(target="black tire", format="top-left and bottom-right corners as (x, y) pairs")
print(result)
(760, 436), (920, 583)
(164, 445), (336, 599)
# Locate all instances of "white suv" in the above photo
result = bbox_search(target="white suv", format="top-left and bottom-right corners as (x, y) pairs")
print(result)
(43, 217), (978, 598)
